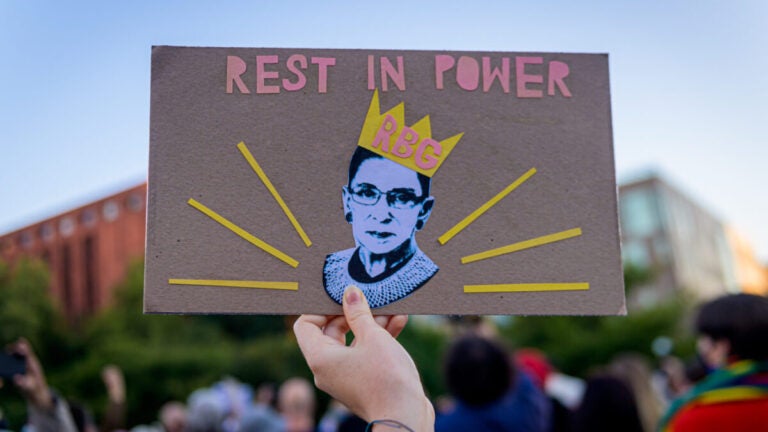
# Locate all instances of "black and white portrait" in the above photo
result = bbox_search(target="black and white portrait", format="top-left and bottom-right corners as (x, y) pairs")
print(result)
(323, 147), (438, 308)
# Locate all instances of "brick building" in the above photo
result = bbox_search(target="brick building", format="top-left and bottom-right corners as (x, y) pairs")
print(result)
(0, 183), (146, 319)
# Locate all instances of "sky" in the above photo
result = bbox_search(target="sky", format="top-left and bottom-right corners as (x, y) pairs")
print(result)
(1, 1), (767, 261)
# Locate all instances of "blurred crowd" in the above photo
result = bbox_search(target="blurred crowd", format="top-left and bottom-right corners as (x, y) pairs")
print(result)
(1, 292), (766, 432)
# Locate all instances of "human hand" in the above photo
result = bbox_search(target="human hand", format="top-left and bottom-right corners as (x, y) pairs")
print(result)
(101, 364), (126, 404)
(294, 285), (434, 432)
(9, 338), (53, 411)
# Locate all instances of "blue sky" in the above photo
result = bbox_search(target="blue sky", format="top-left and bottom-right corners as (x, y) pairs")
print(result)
(2, 1), (767, 260)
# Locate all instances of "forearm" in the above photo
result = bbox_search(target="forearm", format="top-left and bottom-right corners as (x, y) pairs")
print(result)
(101, 400), (126, 431)
(295, 287), (435, 432)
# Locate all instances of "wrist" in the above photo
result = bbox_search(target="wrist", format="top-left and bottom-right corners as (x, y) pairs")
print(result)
(369, 396), (434, 432)
(108, 389), (126, 404)
(31, 388), (55, 411)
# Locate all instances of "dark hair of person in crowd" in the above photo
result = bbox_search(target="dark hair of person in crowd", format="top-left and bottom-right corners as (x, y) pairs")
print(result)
(68, 401), (97, 432)
(571, 375), (643, 432)
(695, 293), (768, 361)
(684, 355), (710, 385)
(444, 336), (513, 406)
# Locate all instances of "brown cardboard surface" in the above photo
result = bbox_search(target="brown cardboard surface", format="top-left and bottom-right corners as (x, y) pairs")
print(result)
(145, 46), (624, 315)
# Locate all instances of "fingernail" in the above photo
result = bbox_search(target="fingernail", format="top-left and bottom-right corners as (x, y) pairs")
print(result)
(345, 286), (361, 305)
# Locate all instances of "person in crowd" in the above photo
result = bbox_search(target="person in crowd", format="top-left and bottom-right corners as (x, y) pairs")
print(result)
(435, 336), (550, 432)
(158, 401), (187, 432)
(318, 400), (351, 432)
(240, 402), (285, 432)
(254, 382), (278, 409)
(294, 285), (432, 432)
(242, 382), (284, 432)
(214, 378), (254, 432)
(571, 374), (644, 432)
(513, 348), (586, 412)
(101, 364), (127, 431)
(130, 401), (187, 432)
(67, 401), (99, 432)
(659, 293), (768, 431)
(515, 348), (577, 432)
(608, 353), (666, 432)
(3, 338), (79, 432)
(185, 387), (226, 432)
(278, 377), (316, 432)
(653, 356), (692, 403)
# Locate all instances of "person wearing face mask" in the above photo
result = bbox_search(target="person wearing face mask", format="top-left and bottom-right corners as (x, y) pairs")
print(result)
(659, 293), (768, 431)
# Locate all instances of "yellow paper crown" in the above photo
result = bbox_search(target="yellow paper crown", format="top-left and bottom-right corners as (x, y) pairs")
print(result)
(357, 90), (463, 178)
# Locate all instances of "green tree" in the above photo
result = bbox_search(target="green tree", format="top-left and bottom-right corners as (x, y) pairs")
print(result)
(0, 258), (64, 357)
(498, 266), (696, 376)
(0, 258), (70, 428)
(69, 261), (237, 425)
(398, 320), (449, 399)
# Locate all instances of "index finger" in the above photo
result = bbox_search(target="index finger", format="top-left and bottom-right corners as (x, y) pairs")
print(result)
(293, 314), (328, 339)
(293, 314), (336, 353)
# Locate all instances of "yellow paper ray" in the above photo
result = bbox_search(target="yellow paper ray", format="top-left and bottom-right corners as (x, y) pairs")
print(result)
(438, 167), (537, 245)
(237, 141), (312, 247)
(187, 198), (299, 268)
(464, 283), (590, 293)
(169, 278), (298, 291)
(461, 228), (583, 264)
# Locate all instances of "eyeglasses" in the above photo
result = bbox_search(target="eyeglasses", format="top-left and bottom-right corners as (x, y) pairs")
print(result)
(347, 184), (425, 209)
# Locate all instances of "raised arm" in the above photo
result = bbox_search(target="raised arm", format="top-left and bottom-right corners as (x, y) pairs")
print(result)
(294, 285), (434, 431)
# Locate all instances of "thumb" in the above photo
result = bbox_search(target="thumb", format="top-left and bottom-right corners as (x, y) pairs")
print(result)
(342, 285), (377, 340)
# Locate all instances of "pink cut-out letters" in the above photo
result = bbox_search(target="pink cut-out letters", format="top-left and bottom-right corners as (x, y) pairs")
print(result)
(371, 114), (441, 170)
(225, 55), (337, 94)
(435, 54), (572, 98)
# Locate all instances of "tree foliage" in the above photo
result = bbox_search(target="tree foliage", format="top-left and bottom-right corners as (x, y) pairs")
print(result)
(498, 266), (696, 377)
(0, 259), (64, 359)
(0, 258), (68, 427)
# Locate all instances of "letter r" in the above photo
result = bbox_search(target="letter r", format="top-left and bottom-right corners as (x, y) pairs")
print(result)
(371, 114), (397, 152)
(226, 56), (250, 94)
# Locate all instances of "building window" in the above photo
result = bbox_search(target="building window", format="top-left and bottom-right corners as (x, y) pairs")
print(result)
(80, 208), (98, 228)
(39, 223), (55, 242)
(20, 231), (34, 249)
(59, 217), (76, 237)
(622, 240), (650, 268)
(103, 201), (119, 222)
(653, 237), (671, 264)
(127, 193), (144, 212)
(620, 188), (661, 237)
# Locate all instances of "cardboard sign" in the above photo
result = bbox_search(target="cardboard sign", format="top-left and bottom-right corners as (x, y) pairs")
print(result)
(145, 46), (625, 315)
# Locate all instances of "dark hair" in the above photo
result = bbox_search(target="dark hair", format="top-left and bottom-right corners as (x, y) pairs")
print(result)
(572, 375), (644, 432)
(348, 147), (431, 197)
(67, 401), (96, 432)
(696, 293), (768, 361)
(444, 336), (512, 406)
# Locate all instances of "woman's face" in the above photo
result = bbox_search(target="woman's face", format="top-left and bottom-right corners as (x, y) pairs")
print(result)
(344, 157), (433, 255)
